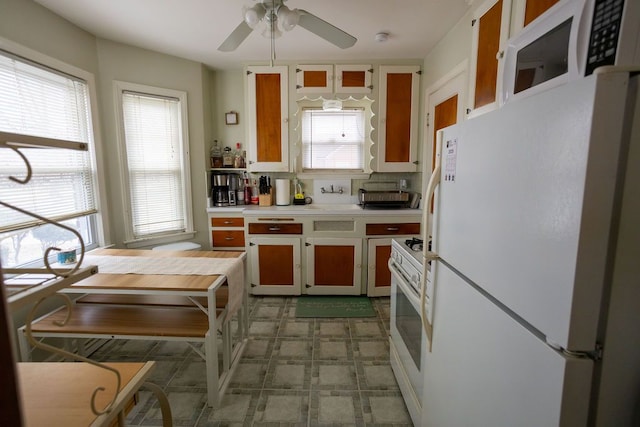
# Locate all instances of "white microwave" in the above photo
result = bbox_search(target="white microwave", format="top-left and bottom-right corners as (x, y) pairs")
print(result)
(501, 0), (640, 104)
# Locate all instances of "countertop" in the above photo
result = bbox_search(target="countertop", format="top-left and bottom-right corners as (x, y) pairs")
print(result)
(206, 203), (422, 216)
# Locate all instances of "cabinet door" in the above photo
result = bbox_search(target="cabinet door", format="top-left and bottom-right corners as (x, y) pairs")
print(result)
(305, 237), (362, 295)
(367, 238), (393, 297)
(335, 64), (372, 93)
(377, 65), (420, 172)
(468, 0), (512, 117)
(296, 65), (333, 94)
(249, 237), (301, 295)
(523, 0), (559, 27)
(246, 66), (289, 172)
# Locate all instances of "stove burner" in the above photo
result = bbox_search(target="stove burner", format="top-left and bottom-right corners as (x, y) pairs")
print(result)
(404, 237), (433, 252)
(405, 237), (423, 252)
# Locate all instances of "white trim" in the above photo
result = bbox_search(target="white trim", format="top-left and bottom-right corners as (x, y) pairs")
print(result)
(112, 80), (194, 244)
(423, 61), (468, 204)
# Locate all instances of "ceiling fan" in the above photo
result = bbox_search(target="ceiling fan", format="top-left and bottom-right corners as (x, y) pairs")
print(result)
(217, 0), (357, 52)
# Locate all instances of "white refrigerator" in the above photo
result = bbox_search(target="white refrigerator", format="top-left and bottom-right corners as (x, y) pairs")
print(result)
(421, 70), (640, 426)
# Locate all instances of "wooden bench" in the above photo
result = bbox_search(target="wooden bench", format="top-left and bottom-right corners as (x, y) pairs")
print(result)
(18, 300), (232, 408)
(73, 285), (229, 310)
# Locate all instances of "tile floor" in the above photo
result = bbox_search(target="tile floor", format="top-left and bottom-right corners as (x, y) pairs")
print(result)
(90, 295), (413, 426)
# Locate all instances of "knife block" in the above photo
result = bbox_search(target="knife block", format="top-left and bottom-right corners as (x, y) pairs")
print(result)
(259, 190), (273, 206)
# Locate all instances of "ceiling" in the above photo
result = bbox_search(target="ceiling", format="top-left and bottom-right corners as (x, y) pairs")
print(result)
(33, 0), (473, 70)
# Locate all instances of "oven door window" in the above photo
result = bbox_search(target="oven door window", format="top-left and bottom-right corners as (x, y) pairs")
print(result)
(395, 285), (422, 368)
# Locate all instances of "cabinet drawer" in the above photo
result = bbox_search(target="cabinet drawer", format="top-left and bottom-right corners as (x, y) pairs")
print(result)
(212, 230), (245, 247)
(366, 223), (420, 236)
(211, 217), (244, 227)
(248, 223), (303, 235)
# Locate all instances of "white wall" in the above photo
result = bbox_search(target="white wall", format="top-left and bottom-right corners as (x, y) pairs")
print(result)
(96, 39), (210, 249)
(0, 0), (98, 74)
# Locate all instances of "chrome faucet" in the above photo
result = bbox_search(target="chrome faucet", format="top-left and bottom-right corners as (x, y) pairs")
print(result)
(320, 185), (344, 194)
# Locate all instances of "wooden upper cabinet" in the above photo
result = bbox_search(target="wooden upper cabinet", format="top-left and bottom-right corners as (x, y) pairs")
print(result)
(524, 0), (559, 26)
(377, 65), (420, 172)
(296, 65), (333, 94)
(296, 64), (372, 94)
(469, 0), (512, 117)
(246, 65), (289, 172)
(335, 64), (372, 93)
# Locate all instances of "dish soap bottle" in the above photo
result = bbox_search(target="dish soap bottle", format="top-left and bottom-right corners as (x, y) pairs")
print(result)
(293, 179), (305, 205)
(210, 140), (223, 168)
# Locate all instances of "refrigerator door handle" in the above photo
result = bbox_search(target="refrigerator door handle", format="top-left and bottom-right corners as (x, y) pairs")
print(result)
(421, 130), (442, 350)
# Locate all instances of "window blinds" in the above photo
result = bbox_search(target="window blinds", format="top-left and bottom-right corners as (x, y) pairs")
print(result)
(301, 108), (365, 170)
(0, 51), (96, 233)
(121, 91), (186, 238)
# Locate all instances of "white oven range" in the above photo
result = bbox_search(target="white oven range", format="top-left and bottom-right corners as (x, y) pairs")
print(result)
(388, 237), (432, 426)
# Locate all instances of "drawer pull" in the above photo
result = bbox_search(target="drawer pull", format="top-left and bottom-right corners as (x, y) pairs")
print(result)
(224, 237), (235, 240)
(386, 227), (400, 231)
(268, 226), (281, 231)
(223, 220), (233, 224)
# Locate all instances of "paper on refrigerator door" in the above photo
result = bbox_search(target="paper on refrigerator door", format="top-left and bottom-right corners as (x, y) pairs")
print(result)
(444, 138), (458, 182)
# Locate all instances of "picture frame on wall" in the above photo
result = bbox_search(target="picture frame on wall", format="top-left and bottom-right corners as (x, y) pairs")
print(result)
(225, 111), (238, 125)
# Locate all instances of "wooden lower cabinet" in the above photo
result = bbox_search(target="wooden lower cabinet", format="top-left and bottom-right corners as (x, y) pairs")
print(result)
(305, 237), (362, 295)
(209, 215), (245, 250)
(248, 237), (301, 295)
(365, 222), (420, 297)
(367, 238), (393, 297)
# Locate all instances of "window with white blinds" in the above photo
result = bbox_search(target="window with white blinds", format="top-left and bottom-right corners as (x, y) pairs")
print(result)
(119, 87), (192, 240)
(301, 108), (365, 170)
(0, 50), (97, 233)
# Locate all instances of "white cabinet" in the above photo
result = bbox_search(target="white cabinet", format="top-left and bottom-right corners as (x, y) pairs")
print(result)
(367, 238), (393, 297)
(247, 221), (303, 295)
(246, 65), (289, 172)
(296, 65), (333, 94)
(365, 221), (421, 297)
(467, 0), (512, 117)
(208, 215), (245, 250)
(248, 236), (302, 295)
(335, 64), (373, 94)
(305, 237), (363, 295)
(296, 64), (372, 94)
(376, 65), (421, 172)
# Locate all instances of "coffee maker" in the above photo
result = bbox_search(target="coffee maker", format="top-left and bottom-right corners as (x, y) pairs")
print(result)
(211, 173), (230, 207)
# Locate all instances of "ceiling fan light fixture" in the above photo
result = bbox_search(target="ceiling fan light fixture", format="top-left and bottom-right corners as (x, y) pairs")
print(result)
(244, 4), (266, 29)
(261, 21), (282, 39)
(277, 6), (300, 31)
(322, 99), (343, 111)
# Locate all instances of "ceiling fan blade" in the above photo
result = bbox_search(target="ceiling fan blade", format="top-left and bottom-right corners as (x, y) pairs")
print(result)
(218, 21), (253, 52)
(297, 10), (357, 49)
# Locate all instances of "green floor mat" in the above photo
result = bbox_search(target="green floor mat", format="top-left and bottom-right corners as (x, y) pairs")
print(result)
(295, 296), (376, 318)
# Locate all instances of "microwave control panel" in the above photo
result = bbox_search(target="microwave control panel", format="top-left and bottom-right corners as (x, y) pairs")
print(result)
(586, 0), (624, 75)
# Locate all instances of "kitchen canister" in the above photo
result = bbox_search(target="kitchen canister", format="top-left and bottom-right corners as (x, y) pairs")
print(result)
(275, 179), (291, 205)
(57, 249), (77, 264)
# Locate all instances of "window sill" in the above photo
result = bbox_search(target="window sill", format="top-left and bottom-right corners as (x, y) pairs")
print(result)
(296, 172), (371, 180)
(123, 231), (196, 249)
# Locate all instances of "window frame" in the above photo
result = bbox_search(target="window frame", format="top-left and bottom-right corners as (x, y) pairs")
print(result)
(113, 80), (194, 247)
(0, 38), (107, 267)
(294, 97), (373, 178)
(300, 107), (366, 172)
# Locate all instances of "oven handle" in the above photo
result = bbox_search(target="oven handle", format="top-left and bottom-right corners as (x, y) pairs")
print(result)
(420, 129), (443, 351)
